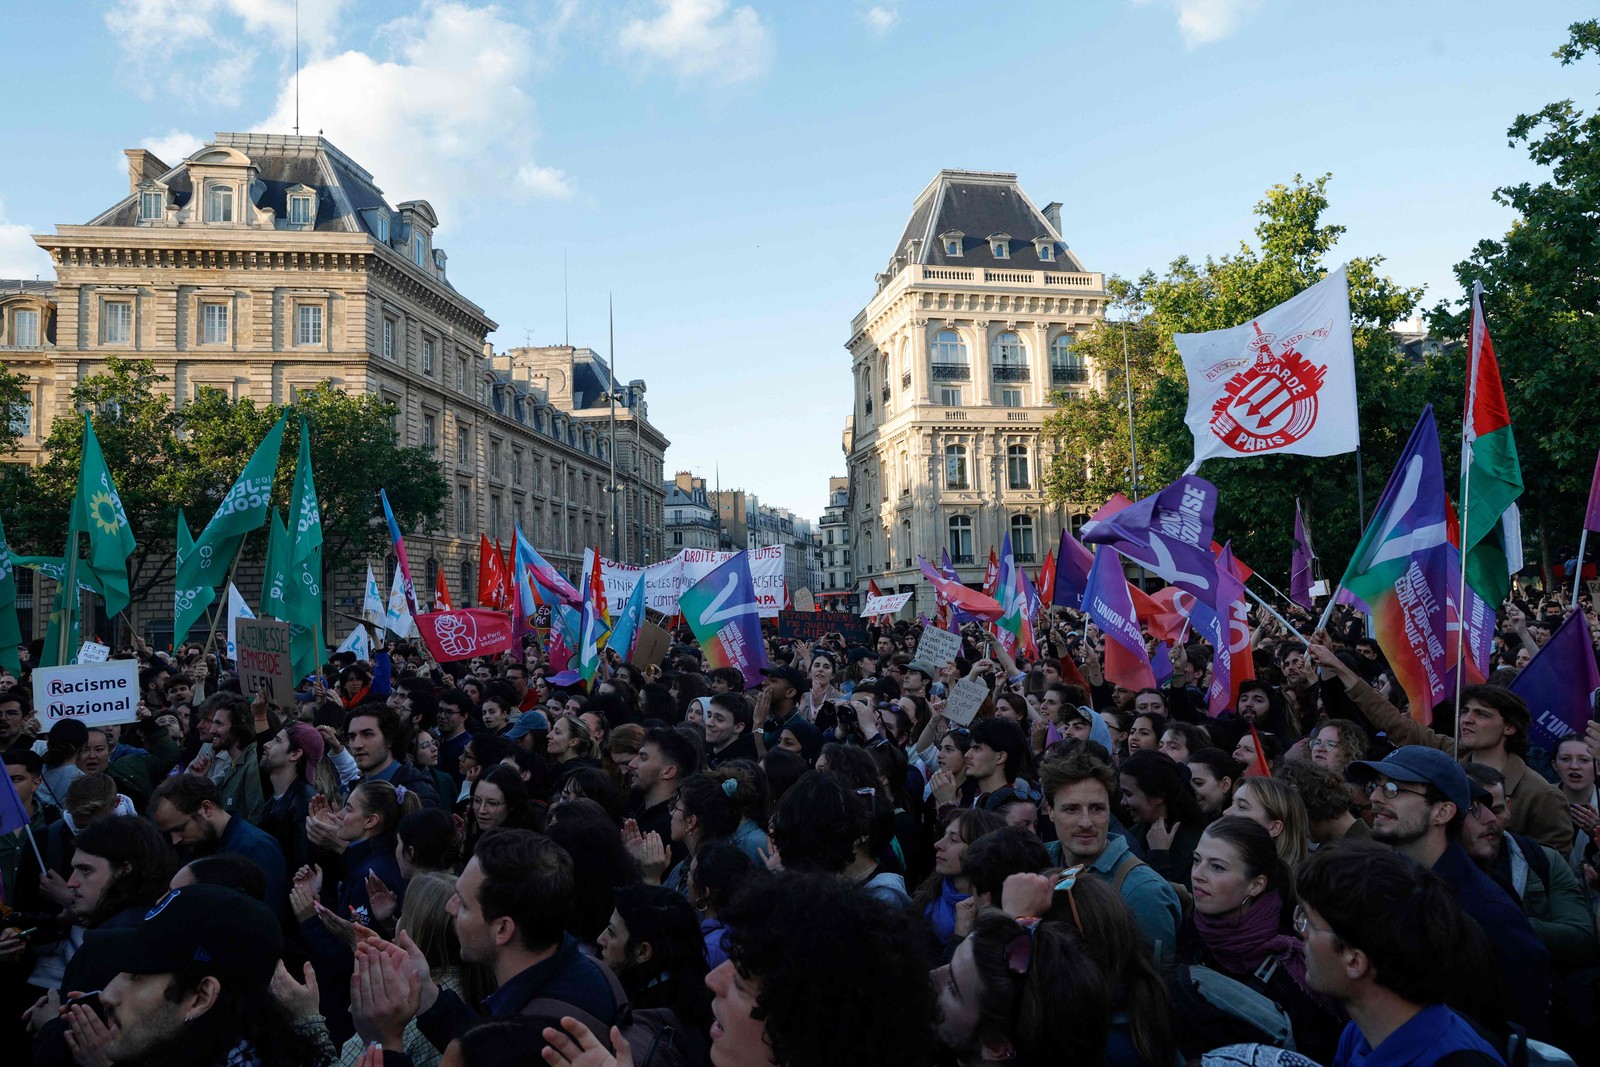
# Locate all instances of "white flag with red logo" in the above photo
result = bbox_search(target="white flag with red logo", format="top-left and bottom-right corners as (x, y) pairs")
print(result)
(1176, 265), (1358, 474)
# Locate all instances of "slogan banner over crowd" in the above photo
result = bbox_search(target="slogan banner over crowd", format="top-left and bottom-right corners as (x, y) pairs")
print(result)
(597, 546), (787, 618)
(34, 660), (140, 728)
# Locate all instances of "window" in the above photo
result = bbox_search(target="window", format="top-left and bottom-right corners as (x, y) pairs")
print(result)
(414, 234), (427, 268)
(940, 386), (963, 406)
(289, 194), (314, 225)
(296, 305), (323, 346)
(945, 239), (960, 256)
(1050, 334), (1087, 384)
(991, 332), (1027, 382)
(992, 240), (1008, 258)
(202, 303), (228, 345)
(13, 309), (39, 347)
(1038, 244), (1054, 262)
(139, 190), (163, 221)
(460, 561), (472, 600)
(944, 444), (969, 490)
(383, 318), (396, 361)
(458, 357), (469, 393)
(103, 301), (132, 344)
(8, 398), (32, 437)
(931, 330), (967, 366)
(1000, 388), (1023, 407)
(457, 428), (470, 465)
(457, 487), (471, 533)
(1010, 515), (1036, 560)
(422, 413), (437, 449)
(421, 337), (435, 375)
(1008, 444), (1031, 488)
(374, 213), (389, 242)
(948, 516), (973, 562)
(512, 450), (523, 486)
(490, 440), (501, 479)
(490, 495), (503, 540)
(207, 184), (233, 223)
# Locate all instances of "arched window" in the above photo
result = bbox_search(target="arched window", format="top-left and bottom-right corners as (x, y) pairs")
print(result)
(1007, 444), (1031, 489)
(944, 444), (969, 490)
(1050, 334), (1087, 384)
(1010, 515), (1035, 561)
(424, 557), (439, 597)
(930, 330), (969, 379)
(991, 332), (1027, 381)
(948, 516), (973, 563)
(207, 183), (233, 223)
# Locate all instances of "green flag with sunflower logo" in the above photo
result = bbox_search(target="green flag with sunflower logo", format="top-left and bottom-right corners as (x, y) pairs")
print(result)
(72, 414), (136, 618)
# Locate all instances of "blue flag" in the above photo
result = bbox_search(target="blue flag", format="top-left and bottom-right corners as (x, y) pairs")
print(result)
(0, 761), (29, 836)
(609, 573), (648, 663)
(1511, 609), (1600, 753)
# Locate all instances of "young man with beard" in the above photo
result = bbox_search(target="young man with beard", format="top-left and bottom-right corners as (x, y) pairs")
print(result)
(259, 723), (324, 875)
(80, 884), (326, 1067)
(626, 727), (699, 868)
(147, 774), (287, 915)
(1347, 746), (1552, 1038)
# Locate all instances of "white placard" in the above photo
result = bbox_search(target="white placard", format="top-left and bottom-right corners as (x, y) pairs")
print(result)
(943, 676), (991, 728)
(861, 592), (913, 617)
(35, 660), (140, 728)
(1309, 580), (1328, 597)
(75, 641), (110, 664)
(914, 627), (963, 669)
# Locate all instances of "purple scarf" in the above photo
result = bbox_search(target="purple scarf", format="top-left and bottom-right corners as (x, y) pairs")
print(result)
(1193, 890), (1310, 992)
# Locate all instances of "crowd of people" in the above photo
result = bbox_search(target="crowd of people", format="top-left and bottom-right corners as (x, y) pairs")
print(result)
(0, 590), (1596, 1067)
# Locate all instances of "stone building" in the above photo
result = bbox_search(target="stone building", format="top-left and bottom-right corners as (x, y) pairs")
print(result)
(844, 169), (1107, 610)
(10, 131), (666, 643)
(664, 472), (720, 551)
(818, 475), (853, 604)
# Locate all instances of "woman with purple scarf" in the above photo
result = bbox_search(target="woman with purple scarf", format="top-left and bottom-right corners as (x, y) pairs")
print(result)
(1178, 816), (1345, 1062)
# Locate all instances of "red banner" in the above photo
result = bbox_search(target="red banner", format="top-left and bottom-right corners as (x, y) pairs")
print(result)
(414, 609), (514, 663)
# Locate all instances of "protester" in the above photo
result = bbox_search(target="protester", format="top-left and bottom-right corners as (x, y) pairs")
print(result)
(148, 773), (289, 912)
(1224, 775), (1312, 868)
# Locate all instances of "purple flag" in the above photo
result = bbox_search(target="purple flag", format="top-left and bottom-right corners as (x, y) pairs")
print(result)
(1052, 528), (1096, 610)
(1204, 543), (1247, 718)
(1084, 548), (1155, 691)
(1586, 447), (1600, 533)
(1290, 501), (1316, 610)
(1151, 641), (1174, 686)
(1081, 475), (1223, 609)
(1511, 608), (1600, 752)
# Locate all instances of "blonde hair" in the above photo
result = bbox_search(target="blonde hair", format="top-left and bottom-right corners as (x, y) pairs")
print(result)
(560, 714), (598, 760)
(1240, 776), (1310, 869)
(399, 871), (494, 1007)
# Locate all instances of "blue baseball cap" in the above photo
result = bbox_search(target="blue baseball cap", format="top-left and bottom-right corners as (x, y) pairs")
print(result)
(506, 709), (550, 740)
(1346, 745), (1489, 812)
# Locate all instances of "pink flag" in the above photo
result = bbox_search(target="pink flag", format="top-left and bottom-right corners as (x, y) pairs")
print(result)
(1585, 448), (1600, 532)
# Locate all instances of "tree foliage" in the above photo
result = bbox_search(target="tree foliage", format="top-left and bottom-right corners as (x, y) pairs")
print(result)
(1043, 175), (1429, 583)
(1427, 19), (1600, 577)
(7, 359), (447, 607)
(0, 364), (29, 457)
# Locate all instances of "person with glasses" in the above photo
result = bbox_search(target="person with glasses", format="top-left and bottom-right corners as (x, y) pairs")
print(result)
(1296, 841), (1508, 1067)
(1347, 746), (1552, 1038)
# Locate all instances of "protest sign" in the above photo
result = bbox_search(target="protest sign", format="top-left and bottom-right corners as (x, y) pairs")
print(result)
(794, 587), (816, 613)
(943, 676), (991, 727)
(914, 627), (962, 669)
(35, 660), (139, 727)
(775, 611), (868, 644)
(632, 621), (671, 668)
(76, 641), (110, 664)
(862, 592), (913, 617)
(235, 617), (296, 706)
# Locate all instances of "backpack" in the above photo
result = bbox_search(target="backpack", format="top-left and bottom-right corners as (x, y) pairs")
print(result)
(1107, 849), (1194, 922)
(1167, 961), (1296, 1059)
(520, 958), (698, 1067)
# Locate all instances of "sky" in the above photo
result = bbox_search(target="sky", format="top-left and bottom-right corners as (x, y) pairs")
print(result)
(0, 0), (1593, 523)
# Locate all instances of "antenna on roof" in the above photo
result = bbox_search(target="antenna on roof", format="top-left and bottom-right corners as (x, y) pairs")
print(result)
(293, 0), (301, 135)
(563, 249), (569, 348)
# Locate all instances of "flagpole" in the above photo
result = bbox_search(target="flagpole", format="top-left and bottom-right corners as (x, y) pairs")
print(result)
(1576, 528), (1590, 605)
(1452, 284), (1487, 751)
(1243, 585), (1310, 646)
(199, 537), (248, 662)
(57, 530), (79, 667)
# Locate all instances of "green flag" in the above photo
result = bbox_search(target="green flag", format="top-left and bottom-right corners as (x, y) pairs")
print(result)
(282, 418), (323, 680)
(0, 513), (21, 675)
(177, 508), (194, 559)
(38, 509), (83, 670)
(260, 509), (289, 617)
(176, 415), (286, 641)
(72, 415), (136, 618)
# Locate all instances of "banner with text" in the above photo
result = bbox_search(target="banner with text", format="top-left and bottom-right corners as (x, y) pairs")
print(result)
(35, 660), (140, 728)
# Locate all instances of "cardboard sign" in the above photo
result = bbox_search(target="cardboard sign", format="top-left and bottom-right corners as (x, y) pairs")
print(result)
(943, 676), (991, 727)
(862, 592), (914, 617)
(235, 618), (296, 706)
(775, 611), (869, 644)
(914, 627), (963, 669)
(632, 621), (672, 668)
(793, 587), (816, 613)
(1587, 579), (1600, 607)
(76, 641), (110, 664)
(35, 660), (140, 727)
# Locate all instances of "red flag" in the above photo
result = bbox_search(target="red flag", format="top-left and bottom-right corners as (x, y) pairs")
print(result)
(981, 549), (999, 599)
(1244, 724), (1272, 778)
(1144, 587), (1192, 644)
(478, 535), (511, 610)
(434, 569), (453, 611)
(1093, 494), (1134, 522)
(415, 608), (514, 663)
(1038, 550), (1057, 611)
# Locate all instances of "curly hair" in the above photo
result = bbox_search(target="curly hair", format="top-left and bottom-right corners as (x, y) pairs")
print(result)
(719, 872), (935, 1067)
(72, 815), (179, 924)
(769, 771), (856, 874)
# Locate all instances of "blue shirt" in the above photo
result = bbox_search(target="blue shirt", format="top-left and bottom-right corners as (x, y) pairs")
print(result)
(217, 811), (288, 914)
(481, 933), (620, 1024)
(1431, 842), (1551, 1038)
(1334, 1004), (1504, 1067)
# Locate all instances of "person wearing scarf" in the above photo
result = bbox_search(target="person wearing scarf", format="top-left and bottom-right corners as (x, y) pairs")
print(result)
(1180, 817), (1345, 1063)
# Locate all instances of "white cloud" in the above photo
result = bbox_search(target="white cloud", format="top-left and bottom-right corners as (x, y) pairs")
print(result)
(111, 130), (205, 179)
(0, 198), (52, 282)
(1166, 0), (1264, 47)
(864, 5), (899, 33)
(619, 0), (773, 86)
(253, 3), (575, 226)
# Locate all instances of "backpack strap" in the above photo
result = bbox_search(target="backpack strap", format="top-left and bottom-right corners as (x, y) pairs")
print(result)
(1108, 850), (1148, 896)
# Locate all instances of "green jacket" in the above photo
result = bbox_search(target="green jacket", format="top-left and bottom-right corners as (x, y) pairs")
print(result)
(217, 742), (267, 824)
(1505, 833), (1598, 970)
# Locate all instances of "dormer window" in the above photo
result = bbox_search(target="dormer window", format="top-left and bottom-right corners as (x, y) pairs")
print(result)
(906, 238), (923, 261)
(989, 233), (1011, 259)
(1034, 237), (1055, 262)
(414, 234), (427, 268)
(433, 249), (448, 280)
(138, 188), (164, 221)
(288, 190), (316, 226)
(374, 212), (390, 242)
(939, 230), (964, 258)
(207, 183), (234, 223)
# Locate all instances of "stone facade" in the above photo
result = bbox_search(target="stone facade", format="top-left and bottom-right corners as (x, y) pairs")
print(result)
(664, 472), (720, 551)
(9, 132), (667, 644)
(844, 169), (1106, 611)
(818, 475), (852, 598)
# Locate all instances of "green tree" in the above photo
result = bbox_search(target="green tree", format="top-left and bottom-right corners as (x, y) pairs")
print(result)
(1427, 20), (1600, 582)
(1043, 175), (1430, 583)
(0, 364), (29, 457)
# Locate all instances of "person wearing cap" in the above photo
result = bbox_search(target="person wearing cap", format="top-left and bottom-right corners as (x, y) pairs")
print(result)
(506, 708), (551, 750)
(1310, 646), (1572, 855)
(754, 665), (806, 755)
(80, 884), (327, 1066)
(1348, 746), (1552, 1037)
(901, 660), (937, 701)
(260, 722), (326, 875)
(147, 774), (289, 916)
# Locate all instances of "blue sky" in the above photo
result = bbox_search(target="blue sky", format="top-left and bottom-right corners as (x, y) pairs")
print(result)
(0, 0), (1592, 522)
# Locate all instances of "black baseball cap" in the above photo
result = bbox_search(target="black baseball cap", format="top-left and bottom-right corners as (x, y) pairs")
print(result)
(83, 885), (282, 989)
(760, 666), (808, 690)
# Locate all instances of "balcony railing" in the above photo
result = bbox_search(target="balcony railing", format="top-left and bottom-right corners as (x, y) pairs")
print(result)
(949, 553), (975, 565)
(932, 363), (971, 382)
(1014, 551), (1037, 563)
(992, 364), (1031, 382)
(1051, 365), (1089, 384)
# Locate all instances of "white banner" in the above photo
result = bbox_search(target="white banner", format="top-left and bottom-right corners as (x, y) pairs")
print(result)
(337, 624), (372, 661)
(861, 592), (913, 617)
(36, 660), (140, 728)
(1176, 265), (1358, 473)
(226, 582), (254, 662)
(598, 547), (787, 618)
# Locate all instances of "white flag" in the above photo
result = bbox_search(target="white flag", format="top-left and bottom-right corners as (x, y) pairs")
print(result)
(385, 565), (415, 640)
(336, 624), (372, 661)
(225, 582), (255, 662)
(362, 563), (387, 641)
(1176, 265), (1358, 474)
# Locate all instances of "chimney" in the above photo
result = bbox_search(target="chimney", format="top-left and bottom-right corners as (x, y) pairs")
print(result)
(1042, 201), (1062, 236)
(124, 149), (169, 195)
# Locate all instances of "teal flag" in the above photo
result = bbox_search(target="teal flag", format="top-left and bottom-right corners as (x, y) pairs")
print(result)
(72, 415), (136, 618)
(260, 509), (289, 617)
(282, 418), (323, 680)
(0, 513), (20, 675)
